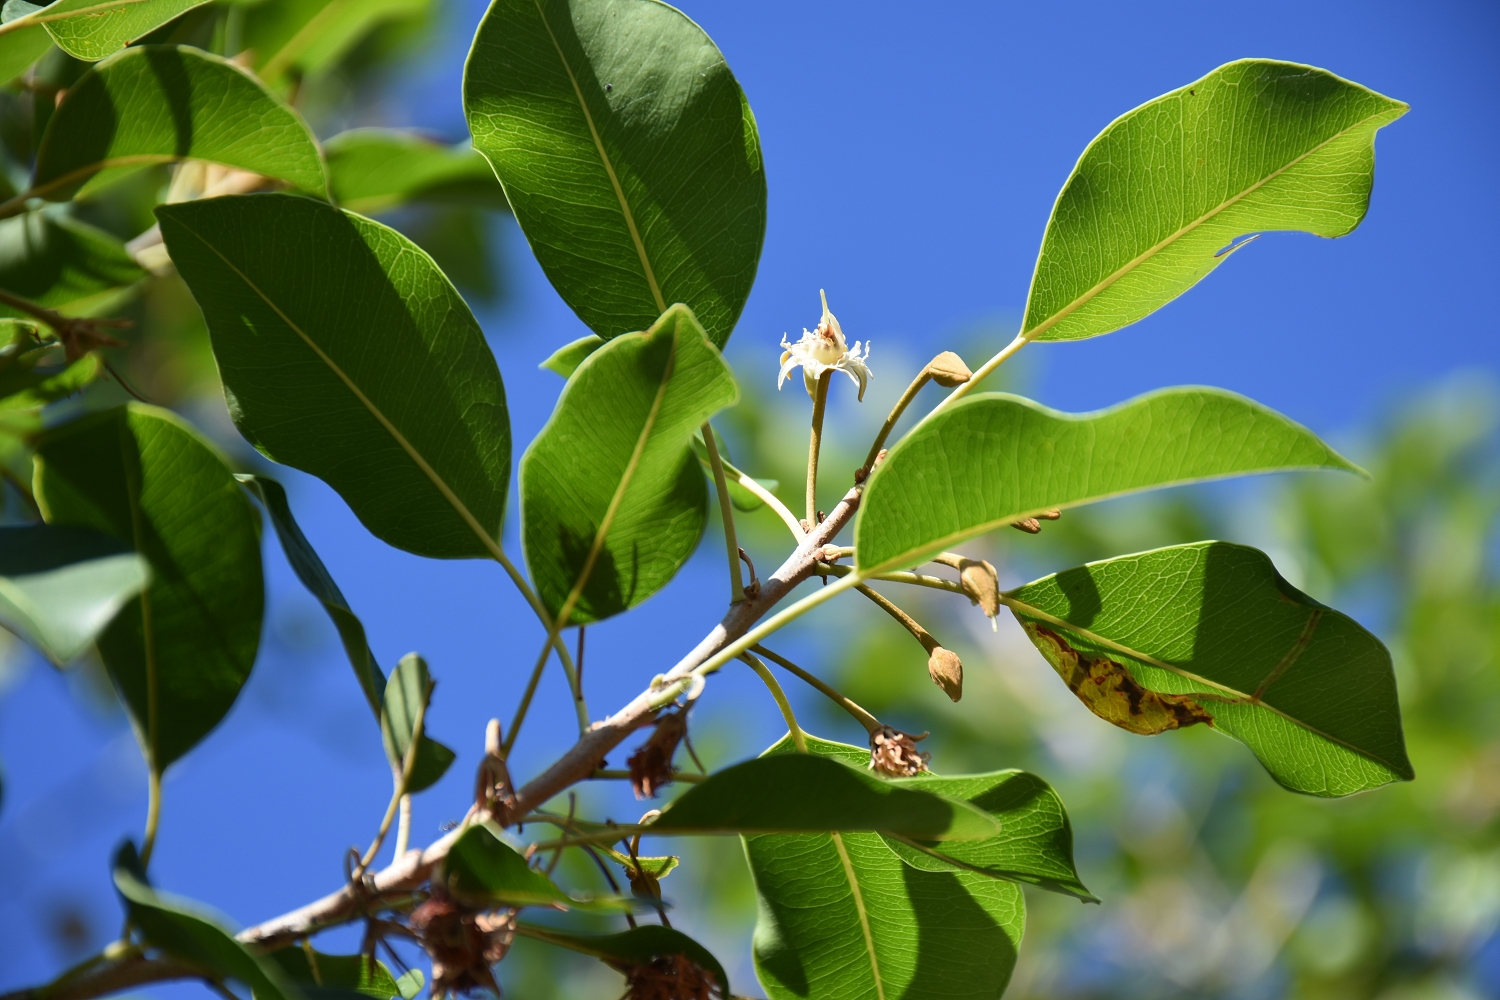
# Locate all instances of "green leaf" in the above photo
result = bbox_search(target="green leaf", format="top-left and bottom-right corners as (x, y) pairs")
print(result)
(464, 0), (767, 348)
(392, 971), (422, 1000)
(539, 333), (603, 378)
(521, 304), (737, 624)
(31, 45), (327, 204)
(1007, 541), (1413, 796)
(325, 128), (507, 215)
(0, 23), (51, 84)
(518, 923), (727, 996)
(440, 823), (644, 912)
(157, 192), (511, 561)
(1021, 59), (1406, 343)
(0, 324), (103, 408)
(0, 210), (143, 315)
(265, 947), (401, 1000)
(0, 523), (149, 664)
(237, 475), (454, 791)
(379, 652), (453, 794)
(112, 842), (303, 1000)
(598, 845), (678, 880)
(243, 0), (433, 88)
(745, 737), (1024, 1000)
(33, 0), (213, 62)
(34, 404), (263, 770)
(689, 433), (776, 512)
(857, 387), (1359, 575)
(650, 750), (1001, 842)
(789, 736), (1093, 901)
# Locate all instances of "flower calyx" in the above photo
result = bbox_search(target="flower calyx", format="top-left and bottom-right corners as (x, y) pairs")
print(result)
(778, 289), (872, 401)
(869, 725), (931, 777)
(409, 884), (515, 998)
(627, 709), (689, 798)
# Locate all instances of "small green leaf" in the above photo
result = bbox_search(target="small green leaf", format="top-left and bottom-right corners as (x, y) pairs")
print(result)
(379, 652), (453, 793)
(0, 324), (103, 409)
(243, 0), (432, 88)
(521, 304), (737, 624)
(0, 22), (51, 84)
(1022, 59), (1405, 343)
(32, 45), (326, 204)
(857, 388), (1358, 575)
(539, 333), (603, 378)
(0, 523), (149, 664)
(650, 751), (1001, 841)
(1007, 541), (1413, 796)
(745, 737), (1024, 1000)
(441, 823), (644, 912)
(34, 0), (212, 62)
(689, 434), (777, 512)
(464, 0), (767, 347)
(35, 404), (263, 770)
(518, 923), (728, 996)
(598, 846), (679, 880)
(237, 475), (454, 791)
(112, 842), (302, 1000)
(264, 947), (401, 1000)
(325, 128), (507, 215)
(158, 193), (511, 561)
(393, 970), (423, 1000)
(0, 210), (143, 314)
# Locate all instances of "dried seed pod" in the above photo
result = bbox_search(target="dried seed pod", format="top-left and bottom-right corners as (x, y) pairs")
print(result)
(927, 646), (964, 701)
(627, 710), (688, 798)
(617, 953), (723, 1000)
(869, 725), (931, 777)
(923, 351), (973, 388)
(410, 887), (514, 997)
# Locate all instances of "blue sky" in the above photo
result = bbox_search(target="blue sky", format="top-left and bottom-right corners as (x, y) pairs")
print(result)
(1, 0), (1496, 988)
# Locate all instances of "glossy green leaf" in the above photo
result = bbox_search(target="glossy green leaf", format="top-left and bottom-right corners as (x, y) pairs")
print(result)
(521, 304), (737, 623)
(325, 128), (507, 215)
(35, 404), (263, 770)
(0, 22), (51, 84)
(0, 523), (148, 664)
(651, 750), (1001, 842)
(1007, 541), (1413, 796)
(243, 0), (432, 88)
(237, 475), (453, 791)
(1021, 59), (1405, 343)
(29, 0), (212, 61)
(158, 193), (510, 561)
(441, 823), (643, 912)
(0, 210), (143, 315)
(519, 923), (727, 995)
(31, 45), (326, 205)
(539, 333), (603, 378)
(113, 842), (302, 1000)
(746, 737), (1024, 1000)
(598, 845), (679, 880)
(264, 947), (401, 1000)
(857, 388), (1358, 575)
(464, 0), (767, 348)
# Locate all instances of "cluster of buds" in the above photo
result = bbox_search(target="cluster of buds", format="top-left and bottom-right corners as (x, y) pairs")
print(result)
(408, 886), (515, 998)
(869, 725), (931, 777)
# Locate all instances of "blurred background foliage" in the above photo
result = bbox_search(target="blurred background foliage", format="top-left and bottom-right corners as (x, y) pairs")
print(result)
(0, 2), (1496, 999)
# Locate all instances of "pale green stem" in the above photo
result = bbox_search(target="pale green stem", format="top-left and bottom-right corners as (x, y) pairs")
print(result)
(860, 370), (931, 476)
(492, 548), (588, 736)
(701, 422), (745, 603)
(855, 583), (941, 654)
(503, 637), (554, 756)
(712, 447), (804, 540)
(806, 369), (834, 525)
(751, 644), (880, 734)
(353, 683), (430, 881)
(138, 769), (162, 868)
(819, 561), (966, 598)
(741, 653), (807, 752)
(922, 332), (1028, 423)
(393, 795), (412, 858)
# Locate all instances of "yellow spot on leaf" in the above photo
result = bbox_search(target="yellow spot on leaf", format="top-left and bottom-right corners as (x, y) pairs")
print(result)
(1029, 625), (1213, 735)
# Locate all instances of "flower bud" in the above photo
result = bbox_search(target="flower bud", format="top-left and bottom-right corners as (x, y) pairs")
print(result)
(927, 646), (964, 701)
(869, 725), (931, 777)
(923, 351), (973, 388)
(958, 558), (1001, 620)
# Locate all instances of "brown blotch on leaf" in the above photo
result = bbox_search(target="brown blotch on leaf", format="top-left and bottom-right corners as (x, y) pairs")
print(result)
(869, 725), (931, 777)
(409, 886), (515, 998)
(1011, 509), (1061, 534)
(927, 647), (963, 701)
(924, 351), (973, 388)
(1029, 625), (1212, 735)
(615, 953), (723, 1000)
(628, 710), (688, 798)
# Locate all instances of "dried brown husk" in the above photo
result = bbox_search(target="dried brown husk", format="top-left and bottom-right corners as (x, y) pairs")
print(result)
(869, 725), (930, 777)
(628, 710), (688, 798)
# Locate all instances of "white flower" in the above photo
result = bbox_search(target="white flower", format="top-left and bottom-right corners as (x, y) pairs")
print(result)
(778, 289), (872, 401)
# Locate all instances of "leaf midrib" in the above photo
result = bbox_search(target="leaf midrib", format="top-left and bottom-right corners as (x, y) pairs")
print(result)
(830, 831), (886, 1000)
(1021, 104), (1400, 341)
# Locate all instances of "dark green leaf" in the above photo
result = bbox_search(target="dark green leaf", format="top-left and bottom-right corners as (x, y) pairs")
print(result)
(265, 947), (401, 1000)
(521, 304), (737, 623)
(651, 751), (1001, 841)
(0, 323), (103, 408)
(440, 823), (643, 912)
(464, 0), (767, 347)
(745, 738), (1024, 1000)
(325, 128), (507, 215)
(518, 923), (727, 995)
(32, 45), (326, 204)
(1022, 59), (1405, 343)
(1007, 541), (1413, 796)
(35, 404), (263, 770)
(113, 842), (303, 1000)
(35, 0), (213, 61)
(0, 522), (148, 663)
(539, 333), (602, 378)
(857, 388), (1359, 575)
(0, 210), (143, 314)
(158, 192), (510, 561)
(379, 652), (452, 793)
(243, 0), (432, 88)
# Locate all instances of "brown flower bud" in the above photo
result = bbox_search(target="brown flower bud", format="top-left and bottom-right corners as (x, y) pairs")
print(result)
(957, 558), (1001, 619)
(869, 725), (931, 777)
(927, 646), (964, 701)
(616, 953), (724, 1000)
(923, 351), (973, 388)
(1010, 508), (1060, 533)
(410, 886), (514, 997)
(627, 710), (688, 799)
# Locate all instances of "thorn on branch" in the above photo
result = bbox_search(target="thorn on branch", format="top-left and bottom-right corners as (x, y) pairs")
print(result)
(737, 546), (760, 600)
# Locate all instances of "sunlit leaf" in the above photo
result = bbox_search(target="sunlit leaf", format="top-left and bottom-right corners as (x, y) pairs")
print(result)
(325, 128), (506, 215)
(0, 22), (51, 84)
(1021, 59), (1405, 343)
(857, 388), (1359, 575)
(441, 823), (643, 912)
(0, 210), (143, 314)
(1008, 541), (1413, 795)
(539, 333), (602, 379)
(158, 193), (510, 561)
(464, 0), (766, 347)
(5, 0), (215, 62)
(243, 0), (433, 88)
(379, 652), (453, 793)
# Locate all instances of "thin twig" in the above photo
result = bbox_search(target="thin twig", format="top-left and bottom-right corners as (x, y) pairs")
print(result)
(806, 369), (834, 525)
(750, 645), (880, 734)
(711, 448), (804, 540)
(860, 370), (930, 477)
(701, 422), (745, 602)
(503, 637), (552, 756)
(352, 682), (431, 882)
(740, 653), (807, 752)
(819, 561), (967, 597)
(855, 584), (942, 655)
(922, 332), (1027, 423)
(393, 795), (412, 859)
